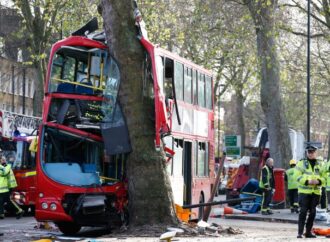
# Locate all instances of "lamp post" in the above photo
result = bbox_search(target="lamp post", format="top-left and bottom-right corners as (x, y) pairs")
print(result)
(217, 84), (225, 159)
(217, 92), (221, 159)
(307, 0), (311, 142)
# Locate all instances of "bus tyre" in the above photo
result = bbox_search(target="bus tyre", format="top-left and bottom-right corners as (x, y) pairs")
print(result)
(198, 193), (204, 220)
(56, 222), (81, 235)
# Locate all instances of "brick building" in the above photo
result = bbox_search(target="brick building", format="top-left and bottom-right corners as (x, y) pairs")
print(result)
(0, 57), (36, 115)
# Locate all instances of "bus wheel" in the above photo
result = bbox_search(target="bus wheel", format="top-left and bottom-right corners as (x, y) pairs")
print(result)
(198, 193), (204, 220)
(56, 222), (81, 235)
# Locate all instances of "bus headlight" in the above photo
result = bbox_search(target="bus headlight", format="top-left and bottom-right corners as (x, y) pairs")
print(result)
(50, 203), (57, 211)
(41, 203), (48, 209)
(39, 193), (44, 198)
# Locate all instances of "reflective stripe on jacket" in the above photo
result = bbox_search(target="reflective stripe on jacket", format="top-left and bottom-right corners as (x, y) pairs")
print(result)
(286, 167), (299, 190)
(295, 159), (324, 195)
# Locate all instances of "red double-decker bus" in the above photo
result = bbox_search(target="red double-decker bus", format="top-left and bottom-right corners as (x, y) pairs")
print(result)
(35, 17), (215, 234)
(0, 110), (40, 212)
(139, 39), (215, 219)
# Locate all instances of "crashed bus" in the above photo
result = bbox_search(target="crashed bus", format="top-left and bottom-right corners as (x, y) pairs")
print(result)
(35, 16), (215, 234)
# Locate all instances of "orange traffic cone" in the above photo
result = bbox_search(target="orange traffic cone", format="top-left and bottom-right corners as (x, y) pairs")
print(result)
(210, 206), (247, 217)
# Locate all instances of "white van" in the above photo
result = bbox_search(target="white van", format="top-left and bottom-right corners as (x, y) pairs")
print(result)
(253, 127), (305, 162)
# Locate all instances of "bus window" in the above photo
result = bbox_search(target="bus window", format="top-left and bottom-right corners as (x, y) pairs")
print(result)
(193, 70), (198, 105)
(102, 56), (121, 120)
(156, 55), (164, 95)
(63, 57), (76, 83)
(164, 58), (174, 100)
(205, 76), (212, 109)
(198, 73), (205, 108)
(49, 47), (109, 95)
(197, 141), (207, 177)
(103, 153), (127, 183)
(174, 62), (183, 101)
(163, 136), (173, 175)
(42, 127), (104, 187)
(184, 67), (192, 104)
(173, 138), (183, 177)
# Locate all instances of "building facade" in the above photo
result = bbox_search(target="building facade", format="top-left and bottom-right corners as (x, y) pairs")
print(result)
(0, 56), (36, 115)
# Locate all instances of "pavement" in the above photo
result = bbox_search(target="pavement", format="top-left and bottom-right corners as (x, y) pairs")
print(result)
(220, 208), (329, 226)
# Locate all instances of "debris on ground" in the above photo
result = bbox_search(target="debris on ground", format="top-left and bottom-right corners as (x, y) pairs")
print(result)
(160, 231), (176, 241)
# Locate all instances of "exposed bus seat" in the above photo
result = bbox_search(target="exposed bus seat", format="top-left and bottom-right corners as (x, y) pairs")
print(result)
(44, 163), (100, 186)
(76, 81), (93, 95)
(57, 82), (75, 93)
(82, 163), (96, 173)
(56, 99), (70, 124)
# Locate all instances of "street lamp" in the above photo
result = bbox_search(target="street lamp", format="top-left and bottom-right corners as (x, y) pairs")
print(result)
(307, 0), (311, 142)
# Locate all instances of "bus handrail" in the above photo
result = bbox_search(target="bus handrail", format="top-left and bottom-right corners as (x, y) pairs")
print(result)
(52, 77), (105, 91)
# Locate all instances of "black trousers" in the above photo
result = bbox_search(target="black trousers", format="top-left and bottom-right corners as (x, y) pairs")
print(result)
(288, 189), (298, 208)
(298, 193), (320, 235)
(320, 187), (327, 209)
(0, 192), (22, 215)
(0, 192), (6, 215)
(262, 189), (272, 211)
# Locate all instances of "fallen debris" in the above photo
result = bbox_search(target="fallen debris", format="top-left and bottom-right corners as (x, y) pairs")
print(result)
(160, 231), (176, 242)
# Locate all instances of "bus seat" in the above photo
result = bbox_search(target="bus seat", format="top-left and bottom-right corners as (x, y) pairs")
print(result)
(44, 163), (100, 186)
(57, 82), (75, 93)
(82, 163), (96, 173)
(76, 81), (93, 95)
(56, 99), (70, 124)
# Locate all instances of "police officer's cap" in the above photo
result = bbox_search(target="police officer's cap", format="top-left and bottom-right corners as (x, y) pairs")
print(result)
(305, 145), (318, 151)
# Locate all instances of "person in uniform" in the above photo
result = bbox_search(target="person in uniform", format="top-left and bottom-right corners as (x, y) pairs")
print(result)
(285, 159), (299, 213)
(259, 158), (275, 215)
(296, 145), (324, 238)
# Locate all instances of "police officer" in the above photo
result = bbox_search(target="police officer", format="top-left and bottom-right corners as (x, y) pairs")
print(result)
(0, 156), (24, 219)
(285, 159), (299, 213)
(296, 145), (324, 238)
(259, 157), (275, 215)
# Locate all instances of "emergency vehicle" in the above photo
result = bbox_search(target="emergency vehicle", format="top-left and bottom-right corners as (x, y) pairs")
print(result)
(0, 110), (41, 211)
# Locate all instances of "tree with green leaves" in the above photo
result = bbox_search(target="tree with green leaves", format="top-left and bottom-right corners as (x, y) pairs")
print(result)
(99, 0), (177, 227)
(12, 0), (98, 116)
(244, 0), (292, 167)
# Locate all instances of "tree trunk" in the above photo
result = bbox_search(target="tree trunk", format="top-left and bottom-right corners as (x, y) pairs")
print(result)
(100, 0), (177, 226)
(246, 0), (292, 167)
(33, 60), (45, 117)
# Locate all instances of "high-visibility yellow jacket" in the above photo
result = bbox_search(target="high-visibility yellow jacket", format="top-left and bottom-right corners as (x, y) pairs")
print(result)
(296, 159), (325, 195)
(323, 161), (330, 191)
(7, 169), (17, 189)
(0, 164), (11, 193)
(286, 167), (299, 190)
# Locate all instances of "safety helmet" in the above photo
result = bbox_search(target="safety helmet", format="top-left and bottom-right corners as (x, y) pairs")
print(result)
(289, 159), (296, 165)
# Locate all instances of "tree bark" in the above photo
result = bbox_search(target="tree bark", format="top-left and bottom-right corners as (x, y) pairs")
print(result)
(246, 0), (292, 167)
(100, 0), (177, 226)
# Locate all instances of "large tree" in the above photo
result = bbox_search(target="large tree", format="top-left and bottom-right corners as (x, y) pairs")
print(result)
(99, 0), (177, 227)
(244, 0), (292, 167)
